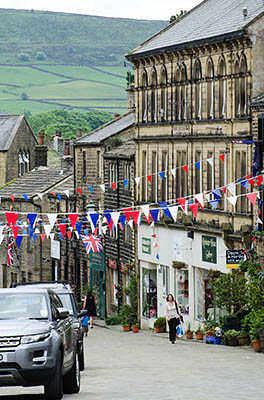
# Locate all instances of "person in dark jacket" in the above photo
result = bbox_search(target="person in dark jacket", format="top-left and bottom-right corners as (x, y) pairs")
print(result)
(83, 290), (97, 328)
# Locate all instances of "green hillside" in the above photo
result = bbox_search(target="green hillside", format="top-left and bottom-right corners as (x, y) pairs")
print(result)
(0, 9), (166, 116)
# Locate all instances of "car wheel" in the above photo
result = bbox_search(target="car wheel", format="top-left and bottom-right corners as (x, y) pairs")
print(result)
(79, 346), (85, 371)
(44, 351), (63, 400)
(63, 352), (80, 394)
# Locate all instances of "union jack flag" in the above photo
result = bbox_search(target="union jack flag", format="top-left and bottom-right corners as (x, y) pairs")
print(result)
(82, 235), (103, 254)
(7, 233), (14, 267)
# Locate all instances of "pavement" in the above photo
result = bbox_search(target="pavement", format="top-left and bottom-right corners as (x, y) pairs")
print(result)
(1, 320), (263, 400)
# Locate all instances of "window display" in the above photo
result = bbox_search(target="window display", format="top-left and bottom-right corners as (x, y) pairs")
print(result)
(142, 268), (157, 318)
(174, 268), (189, 315)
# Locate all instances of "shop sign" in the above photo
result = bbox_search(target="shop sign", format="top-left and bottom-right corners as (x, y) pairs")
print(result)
(51, 240), (60, 260)
(202, 236), (217, 264)
(226, 250), (245, 269)
(108, 258), (117, 270)
(142, 237), (151, 255)
(121, 262), (128, 274)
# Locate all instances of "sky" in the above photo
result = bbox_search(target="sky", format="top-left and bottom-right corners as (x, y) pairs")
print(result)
(0, 0), (201, 20)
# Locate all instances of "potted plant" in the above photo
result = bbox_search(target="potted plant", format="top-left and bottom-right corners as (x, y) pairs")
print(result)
(237, 330), (250, 346)
(195, 324), (204, 340)
(154, 317), (166, 333)
(185, 321), (193, 339)
(119, 304), (133, 332)
(132, 323), (139, 333)
(250, 327), (261, 352)
(224, 330), (239, 346)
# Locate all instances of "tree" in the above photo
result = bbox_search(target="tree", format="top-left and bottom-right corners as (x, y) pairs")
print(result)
(169, 10), (187, 24)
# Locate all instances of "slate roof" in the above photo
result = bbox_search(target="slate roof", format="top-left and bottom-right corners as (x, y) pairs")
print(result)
(104, 140), (136, 158)
(75, 111), (135, 145)
(0, 115), (25, 151)
(127, 0), (264, 58)
(0, 166), (72, 199)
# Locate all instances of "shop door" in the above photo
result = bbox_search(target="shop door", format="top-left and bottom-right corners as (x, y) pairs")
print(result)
(89, 252), (106, 319)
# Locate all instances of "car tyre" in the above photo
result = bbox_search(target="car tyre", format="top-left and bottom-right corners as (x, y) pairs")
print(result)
(44, 351), (63, 400)
(63, 352), (80, 394)
(79, 346), (85, 371)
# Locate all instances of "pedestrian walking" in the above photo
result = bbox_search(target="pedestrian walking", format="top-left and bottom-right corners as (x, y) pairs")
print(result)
(165, 294), (182, 344)
(83, 290), (97, 328)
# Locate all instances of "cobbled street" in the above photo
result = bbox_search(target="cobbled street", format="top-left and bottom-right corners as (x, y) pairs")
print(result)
(1, 323), (263, 400)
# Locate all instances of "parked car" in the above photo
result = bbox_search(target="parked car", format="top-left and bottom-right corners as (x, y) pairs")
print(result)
(14, 281), (87, 371)
(0, 287), (80, 400)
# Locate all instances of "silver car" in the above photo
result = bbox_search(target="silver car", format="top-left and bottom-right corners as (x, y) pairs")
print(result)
(0, 288), (80, 400)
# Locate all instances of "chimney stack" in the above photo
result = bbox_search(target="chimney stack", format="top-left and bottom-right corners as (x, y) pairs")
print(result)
(77, 128), (82, 137)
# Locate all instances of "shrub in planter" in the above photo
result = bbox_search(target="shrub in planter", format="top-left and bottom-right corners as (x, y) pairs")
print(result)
(237, 331), (250, 346)
(185, 322), (194, 339)
(119, 304), (133, 331)
(195, 325), (204, 340)
(224, 330), (239, 346)
(154, 317), (166, 333)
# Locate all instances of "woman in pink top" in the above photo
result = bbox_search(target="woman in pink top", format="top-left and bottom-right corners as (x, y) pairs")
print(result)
(165, 294), (182, 344)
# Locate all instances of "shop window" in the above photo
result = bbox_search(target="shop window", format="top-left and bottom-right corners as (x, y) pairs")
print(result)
(142, 268), (157, 319)
(162, 265), (169, 296)
(194, 267), (213, 321)
(174, 268), (189, 315)
(113, 269), (118, 305)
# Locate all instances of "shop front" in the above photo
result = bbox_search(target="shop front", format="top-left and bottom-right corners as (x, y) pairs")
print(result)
(138, 224), (229, 329)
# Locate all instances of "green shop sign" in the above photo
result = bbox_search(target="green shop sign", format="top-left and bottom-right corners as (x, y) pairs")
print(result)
(202, 236), (217, 264)
(142, 237), (151, 255)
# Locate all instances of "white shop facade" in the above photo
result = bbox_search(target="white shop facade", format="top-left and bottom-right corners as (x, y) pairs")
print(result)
(138, 223), (229, 330)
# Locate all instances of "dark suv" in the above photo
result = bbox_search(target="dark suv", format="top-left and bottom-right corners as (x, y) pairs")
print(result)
(15, 281), (87, 371)
(0, 288), (80, 400)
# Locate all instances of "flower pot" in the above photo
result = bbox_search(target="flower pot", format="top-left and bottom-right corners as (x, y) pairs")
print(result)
(252, 339), (261, 352)
(196, 332), (204, 340)
(132, 326), (139, 333)
(227, 338), (238, 346)
(237, 335), (250, 346)
(123, 325), (130, 332)
(155, 326), (165, 333)
(205, 331), (215, 338)
(186, 331), (193, 339)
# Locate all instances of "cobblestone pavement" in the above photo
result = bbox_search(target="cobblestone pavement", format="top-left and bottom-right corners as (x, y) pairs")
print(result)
(1, 322), (263, 400)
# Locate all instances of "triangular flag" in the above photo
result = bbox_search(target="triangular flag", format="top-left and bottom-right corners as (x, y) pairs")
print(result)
(156, 254), (160, 260)
(128, 220), (134, 229)
(111, 182), (116, 191)
(248, 178), (255, 186)
(22, 194), (28, 201)
(257, 217), (263, 224)
(47, 214), (57, 229)
(43, 224), (52, 238)
(169, 205), (178, 222)
(50, 192), (56, 197)
(35, 228), (40, 234)
(158, 202), (171, 218)
(64, 190), (70, 198)
(227, 196), (238, 207)
(88, 186), (94, 193)
(75, 222), (83, 235)
(221, 186), (227, 194)
(27, 213), (38, 229)
(50, 233), (55, 241)
(158, 172), (164, 180)
(12, 226), (20, 239)
(207, 157), (214, 167)
(58, 224), (67, 238)
(66, 231), (72, 240)
(205, 193), (211, 202)
(183, 165), (188, 174)
(177, 198), (187, 213)
(171, 168), (176, 177)
(57, 193), (62, 200)
(111, 212), (120, 228)
(119, 222), (124, 231)
(189, 203), (199, 218)
(135, 177), (140, 186)
(240, 180), (249, 189)
(247, 193), (257, 207)
(227, 183), (236, 196)
(213, 189), (222, 200)
(209, 200), (219, 209)
(68, 214), (79, 229)
(195, 193), (204, 209)
(131, 211), (140, 226)
(123, 180), (128, 188)
(123, 207), (132, 222)
(6, 212), (19, 226)
(101, 226), (108, 235)
(147, 175), (152, 184)
(119, 215), (126, 229)
(28, 226), (35, 239)
(16, 235), (23, 248)
(257, 176), (263, 187)
(0, 234), (4, 245)
(0, 226), (4, 236)
(10, 195), (15, 202)
(40, 234), (46, 243)
(88, 213), (100, 231)
(220, 154), (225, 163)
(37, 193), (43, 200)
(150, 209), (159, 224)
(76, 188), (82, 195)
(195, 161), (201, 170)
(99, 184), (105, 192)
(141, 204), (150, 218)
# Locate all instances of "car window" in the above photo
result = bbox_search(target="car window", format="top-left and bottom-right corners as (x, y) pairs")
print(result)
(0, 293), (48, 320)
(58, 294), (75, 316)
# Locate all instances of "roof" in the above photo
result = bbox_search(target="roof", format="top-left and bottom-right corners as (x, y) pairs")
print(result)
(104, 140), (136, 159)
(0, 166), (72, 198)
(127, 0), (264, 58)
(251, 93), (264, 107)
(0, 115), (25, 151)
(75, 111), (135, 145)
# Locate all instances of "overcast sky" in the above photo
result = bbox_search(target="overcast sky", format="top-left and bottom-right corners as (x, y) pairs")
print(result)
(0, 0), (201, 20)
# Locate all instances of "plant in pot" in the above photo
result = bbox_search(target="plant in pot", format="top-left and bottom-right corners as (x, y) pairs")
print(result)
(250, 327), (261, 352)
(237, 330), (250, 346)
(185, 321), (194, 339)
(224, 330), (239, 346)
(132, 322), (139, 333)
(195, 324), (204, 340)
(154, 317), (166, 333)
(119, 304), (133, 332)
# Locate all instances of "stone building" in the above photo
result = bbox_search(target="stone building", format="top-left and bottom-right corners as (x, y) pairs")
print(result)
(0, 115), (47, 185)
(74, 112), (135, 317)
(126, 0), (264, 328)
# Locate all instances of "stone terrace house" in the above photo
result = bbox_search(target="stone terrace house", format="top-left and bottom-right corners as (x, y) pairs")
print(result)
(74, 111), (135, 317)
(126, 0), (264, 328)
(0, 115), (47, 186)
(103, 140), (136, 315)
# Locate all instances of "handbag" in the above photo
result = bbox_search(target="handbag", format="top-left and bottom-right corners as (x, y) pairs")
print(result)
(174, 301), (183, 324)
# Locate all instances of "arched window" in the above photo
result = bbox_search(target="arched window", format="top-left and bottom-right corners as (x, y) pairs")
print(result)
(150, 68), (158, 123)
(240, 55), (247, 117)
(206, 59), (214, 119)
(175, 67), (181, 120)
(218, 58), (226, 119)
(234, 59), (240, 117)
(160, 66), (168, 122)
(141, 70), (148, 123)
(23, 151), (29, 173)
(194, 59), (202, 120)
(181, 64), (188, 120)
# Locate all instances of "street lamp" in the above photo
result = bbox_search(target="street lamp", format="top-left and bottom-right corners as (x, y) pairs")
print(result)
(86, 200), (96, 212)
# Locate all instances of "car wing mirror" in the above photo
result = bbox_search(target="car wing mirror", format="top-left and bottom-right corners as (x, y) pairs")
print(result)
(57, 307), (70, 319)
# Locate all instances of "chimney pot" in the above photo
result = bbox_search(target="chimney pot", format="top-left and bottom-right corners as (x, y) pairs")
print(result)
(77, 129), (82, 137)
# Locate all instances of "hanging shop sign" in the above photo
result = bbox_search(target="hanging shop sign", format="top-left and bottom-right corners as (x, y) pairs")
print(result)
(51, 239), (60, 260)
(202, 236), (217, 264)
(142, 237), (151, 255)
(108, 258), (117, 270)
(226, 250), (246, 269)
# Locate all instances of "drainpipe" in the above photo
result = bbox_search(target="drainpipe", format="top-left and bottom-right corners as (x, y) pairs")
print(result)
(31, 200), (43, 281)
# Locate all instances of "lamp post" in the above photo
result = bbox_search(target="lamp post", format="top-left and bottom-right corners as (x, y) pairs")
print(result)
(71, 235), (77, 287)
